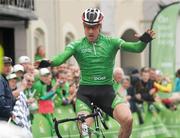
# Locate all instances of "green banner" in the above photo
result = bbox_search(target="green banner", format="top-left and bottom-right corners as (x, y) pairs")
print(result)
(151, 2), (180, 78)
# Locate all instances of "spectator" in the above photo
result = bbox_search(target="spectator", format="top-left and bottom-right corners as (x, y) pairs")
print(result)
(23, 73), (37, 113)
(153, 70), (173, 109)
(33, 68), (61, 134)
(18, 56), (31, 72)
(11, 73), (36, 136)
(67, 83), (77, 112)
(149, 68), (156, 82)
(7, 73), (18, 91)
(127, 75), (144, 124)
(164, 69), (180, 106)
(0, 45), (3, 73)
(51, 66), (58, 78)
(174, 69), (180, 92)
(13, 64), (24, 80)
(139, 69), (155, 102)
(113, 67), (124, 93)
(0, 56), (16, 121)
(13, 64), (25, 87)
(131, 68), (139, 77)
(55, 71), (71, 105)
(118, 76), (130, 99)
(33, 68), (58, 99)
(38, 59), (51, 69)
(26, 64), (38, 78)
(34, 46), (46, 61)
(154, 76), (172, 93)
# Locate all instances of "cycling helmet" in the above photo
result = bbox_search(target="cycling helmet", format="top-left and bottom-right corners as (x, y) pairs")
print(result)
(82, 8), (104, 26)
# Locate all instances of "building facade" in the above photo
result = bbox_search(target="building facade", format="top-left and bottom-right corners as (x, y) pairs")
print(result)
(0, 0), (179, 71)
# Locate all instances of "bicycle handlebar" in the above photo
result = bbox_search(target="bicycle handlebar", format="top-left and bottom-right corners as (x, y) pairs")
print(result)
(53, 112), (99, 138)
(54, 103), (109, 138)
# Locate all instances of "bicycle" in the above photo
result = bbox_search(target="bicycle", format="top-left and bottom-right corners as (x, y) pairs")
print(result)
(53, 103), (109, 138)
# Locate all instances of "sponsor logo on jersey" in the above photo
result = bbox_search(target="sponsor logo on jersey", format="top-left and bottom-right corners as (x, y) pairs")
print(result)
(93, 76), (106, 81)
(80, 48), (92, 53)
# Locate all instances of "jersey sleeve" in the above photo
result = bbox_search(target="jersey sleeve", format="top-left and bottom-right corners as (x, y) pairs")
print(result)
(120, 40), (147, 53)
(109, 37), (125, 50)
(51, 41), (77, 66)
(110, 37), (147, 53)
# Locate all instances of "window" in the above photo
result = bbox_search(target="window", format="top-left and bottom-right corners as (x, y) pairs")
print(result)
(34, 28), (45, 49)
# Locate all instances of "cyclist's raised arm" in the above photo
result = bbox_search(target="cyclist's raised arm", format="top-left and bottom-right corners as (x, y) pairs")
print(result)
(118, 29), (155, 53)
(51, 42), (76, 66)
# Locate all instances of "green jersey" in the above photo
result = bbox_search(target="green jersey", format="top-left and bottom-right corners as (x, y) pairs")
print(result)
(52, 34), (146, 85)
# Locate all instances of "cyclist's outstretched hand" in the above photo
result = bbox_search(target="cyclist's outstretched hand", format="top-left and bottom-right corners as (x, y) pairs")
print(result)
(135, 29), (155, 43)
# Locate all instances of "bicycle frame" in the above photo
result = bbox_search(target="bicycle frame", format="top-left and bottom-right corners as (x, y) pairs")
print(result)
(53, 104), (108, 138)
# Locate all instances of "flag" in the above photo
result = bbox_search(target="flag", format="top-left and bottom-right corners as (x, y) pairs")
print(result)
(38, 100), (54, 114)
(12, 92), (31, 131)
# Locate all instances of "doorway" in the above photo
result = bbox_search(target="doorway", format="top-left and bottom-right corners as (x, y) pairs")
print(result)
(0, 28), (15, 64)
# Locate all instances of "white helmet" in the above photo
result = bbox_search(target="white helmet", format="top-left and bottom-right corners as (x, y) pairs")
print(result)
(82, 8), (104, 26)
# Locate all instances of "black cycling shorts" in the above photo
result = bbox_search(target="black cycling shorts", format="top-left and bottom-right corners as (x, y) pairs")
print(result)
(76, 85), (124, 117)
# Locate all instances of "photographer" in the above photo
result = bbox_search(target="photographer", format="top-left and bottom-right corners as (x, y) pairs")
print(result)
(55, 71), (71, 106)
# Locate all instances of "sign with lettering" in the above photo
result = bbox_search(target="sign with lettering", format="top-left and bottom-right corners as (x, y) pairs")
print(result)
(151, 2), (180, 78)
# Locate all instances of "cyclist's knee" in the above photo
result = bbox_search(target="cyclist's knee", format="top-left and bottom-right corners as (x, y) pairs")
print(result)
(122, 115), (133, 127)
(119, 114), (133, 128)
(113, 103), (133, 126)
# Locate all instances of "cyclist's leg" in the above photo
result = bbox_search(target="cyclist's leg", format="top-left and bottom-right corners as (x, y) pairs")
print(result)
(95, 85), (132, 138)
(76, 85), (96, 126)
(112, 96), (133, 138)
(76, 98), (94, 126)
(76, 98), (94, 137)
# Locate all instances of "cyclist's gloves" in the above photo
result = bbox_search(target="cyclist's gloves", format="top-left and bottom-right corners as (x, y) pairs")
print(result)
(139, 32), (153, 43)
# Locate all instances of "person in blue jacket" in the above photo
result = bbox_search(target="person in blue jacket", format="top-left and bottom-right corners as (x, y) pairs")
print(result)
(0, 56), (15, 121)
(174, 69), (180, 92)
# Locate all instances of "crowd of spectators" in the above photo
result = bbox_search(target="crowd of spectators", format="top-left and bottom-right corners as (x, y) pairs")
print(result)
(0, 49), (180, 136)
(113, 67), (180, 124)
(0, 52), (80, 136)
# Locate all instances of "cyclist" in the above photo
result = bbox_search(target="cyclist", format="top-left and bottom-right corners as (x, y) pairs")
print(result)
(51, 8), (155, 138)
